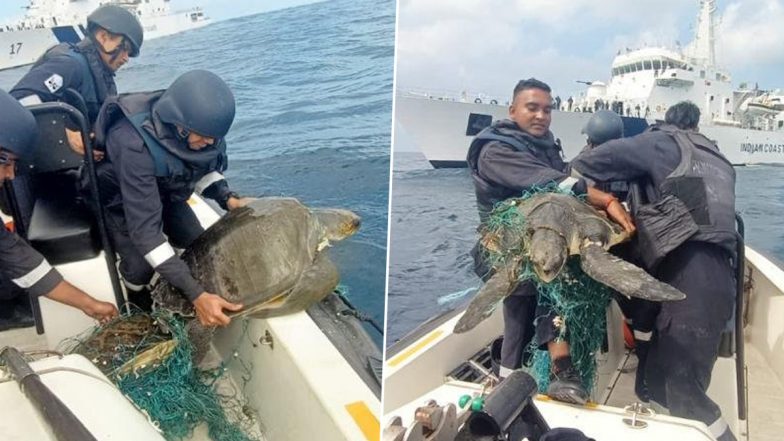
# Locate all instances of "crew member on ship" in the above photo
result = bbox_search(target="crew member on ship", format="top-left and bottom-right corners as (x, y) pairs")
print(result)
(0, 5), (143, 328)
(0, 89), (117, 325)
(86, 70), (249, 328)
(571, 101), (738, 441)
(466, 78), (635, 404)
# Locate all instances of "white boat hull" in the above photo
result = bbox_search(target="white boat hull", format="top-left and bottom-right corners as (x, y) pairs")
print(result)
(395, 94), (784, 167)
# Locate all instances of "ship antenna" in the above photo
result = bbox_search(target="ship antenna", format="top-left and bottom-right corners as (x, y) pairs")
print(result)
(689, 0), (717, 66)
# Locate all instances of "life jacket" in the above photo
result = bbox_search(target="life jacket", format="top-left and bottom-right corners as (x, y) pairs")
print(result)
(657, 125), (737, 252)
(34, 41), (116, 123)
(95, 92), (228, 203)
(629, 125), (737, 269)
(467, 121), (566, 223)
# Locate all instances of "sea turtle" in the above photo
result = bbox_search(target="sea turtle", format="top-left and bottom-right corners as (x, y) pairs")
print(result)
(151, 197), (360, 358)
(454, 192), (686, 334)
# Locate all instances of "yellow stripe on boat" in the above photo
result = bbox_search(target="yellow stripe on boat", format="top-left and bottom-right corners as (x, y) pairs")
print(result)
(345, 401), (379, 441)
(387, 330), (443, 367)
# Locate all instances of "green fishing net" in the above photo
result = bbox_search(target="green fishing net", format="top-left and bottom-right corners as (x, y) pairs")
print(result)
(62, 310), (259, 441)
(482, 185), (613, 393)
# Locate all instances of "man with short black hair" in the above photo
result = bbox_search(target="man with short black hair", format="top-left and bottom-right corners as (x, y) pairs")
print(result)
(467, 78), (634, 404)
(571, 101), (738, 441)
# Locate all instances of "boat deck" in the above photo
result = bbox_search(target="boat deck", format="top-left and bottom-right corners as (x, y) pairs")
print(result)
(0, 327), (266, 441)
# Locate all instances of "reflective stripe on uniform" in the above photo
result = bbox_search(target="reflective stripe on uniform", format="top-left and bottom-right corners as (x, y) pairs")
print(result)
(12, 259), (53, 289)
(18, 95), (43, 106)
(558, 176), (579, 191)
(708, 417), (729, 438)
(194, 171), (225, 194)
(144, 242), (176, 268)
(499, 365), (515, 379)
(123, 279), (147, 292)
(634, 330), (653, 341)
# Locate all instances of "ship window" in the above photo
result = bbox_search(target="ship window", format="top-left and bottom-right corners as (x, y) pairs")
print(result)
(700, 70), (705, 79)
(653, 59), (661, 69)
(636, 62), (643, 71)
(466, 113), (493, 136)
(716, 73), (722, 80)
(623, 65), (631, 74)
(779, 121), (783, 129)
(643, 60), (652, 70)
(725, 98), (730, 103)
(612, 68), (618, 76)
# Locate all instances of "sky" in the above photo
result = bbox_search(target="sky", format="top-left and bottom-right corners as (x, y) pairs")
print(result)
(0, 0), (319, 23)
(395, 0), (784, 100)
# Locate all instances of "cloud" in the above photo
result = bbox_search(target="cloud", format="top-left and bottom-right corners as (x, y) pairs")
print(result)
(720, 0), (784, 67)
(396, 0), (784, 95)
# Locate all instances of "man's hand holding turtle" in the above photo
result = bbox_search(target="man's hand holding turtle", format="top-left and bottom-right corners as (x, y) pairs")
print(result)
(193, 292), (244, 326)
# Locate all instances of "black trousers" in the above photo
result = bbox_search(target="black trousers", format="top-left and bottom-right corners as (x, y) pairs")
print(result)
(500, 287), (561, 372)
(105, 200), (204, 287)
(646, 242), (735, 432)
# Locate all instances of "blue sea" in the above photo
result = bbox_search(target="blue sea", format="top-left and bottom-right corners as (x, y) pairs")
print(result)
(387, 151), (784, 346)
(0, 0), (395, 346)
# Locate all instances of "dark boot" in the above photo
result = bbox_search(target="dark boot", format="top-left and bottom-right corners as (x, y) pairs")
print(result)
(547, 356), (588, 405)
(634, 340), (651, 402)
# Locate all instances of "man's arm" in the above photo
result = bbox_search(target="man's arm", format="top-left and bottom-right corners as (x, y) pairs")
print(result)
(197, 172), (252, 211)
(0, 228), (117, 322)
(9, 55), (82, 104)
(570, 132), (664, 184)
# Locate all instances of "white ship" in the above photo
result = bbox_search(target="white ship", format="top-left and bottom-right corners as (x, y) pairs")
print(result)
(395, 0), (784, 167)
(0, 0), (209, 71)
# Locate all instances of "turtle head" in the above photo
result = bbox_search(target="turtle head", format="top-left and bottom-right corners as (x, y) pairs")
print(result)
(528, 228), (567, 283)
(313, 208), (361, 241)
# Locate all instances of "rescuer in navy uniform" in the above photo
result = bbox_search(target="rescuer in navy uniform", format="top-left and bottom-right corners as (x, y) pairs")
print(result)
(572, 101), (737, 441)
(579, 109), (660, 403)
(0, 89), (118, 325)
(467, 78), (635, 404)
(0, 5), (142, 328)
(87, 70), (249, 327)
(11, 4), (143, 148)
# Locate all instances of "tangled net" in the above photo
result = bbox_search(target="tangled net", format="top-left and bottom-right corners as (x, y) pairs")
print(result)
(61, 310), (259, 441)
(482, 185), (613, 393)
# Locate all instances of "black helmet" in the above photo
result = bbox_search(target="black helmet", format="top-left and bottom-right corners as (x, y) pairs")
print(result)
(153, 70), (236, 139)
(582, 110), (624, 145)
(0, 89), (37, 160)
(87, 5), (144, 57)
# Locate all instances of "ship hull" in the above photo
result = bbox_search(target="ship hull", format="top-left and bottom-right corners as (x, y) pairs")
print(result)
(396, 94), (784, 167)
(0, 14), (209, 71)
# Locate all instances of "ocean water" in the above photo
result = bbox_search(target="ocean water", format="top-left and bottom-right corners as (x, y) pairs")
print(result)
(387, 151), (784, 345)
(0, 0), (395, 345)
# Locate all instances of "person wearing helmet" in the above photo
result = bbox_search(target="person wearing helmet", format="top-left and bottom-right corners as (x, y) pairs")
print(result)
(11, 5), (143, 126)
(85, 70), (247, 328)
(0, 89), (118, 329)
(578, 109), (660, 403)
(467, 78), (635, 405)
(5, 4), (144, 230)
(572, 101), (738, 441)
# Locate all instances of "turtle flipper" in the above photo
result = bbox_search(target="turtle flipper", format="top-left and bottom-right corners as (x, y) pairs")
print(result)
(247, 253), (339, 319)
(454, 262), (519, 334)
(579, 243), (686, 301)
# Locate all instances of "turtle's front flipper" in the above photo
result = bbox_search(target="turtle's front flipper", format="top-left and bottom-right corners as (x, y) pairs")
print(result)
(248, 253), (339, 319)
(579, 242), (686, 301)
(454, 261), (520, 334)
